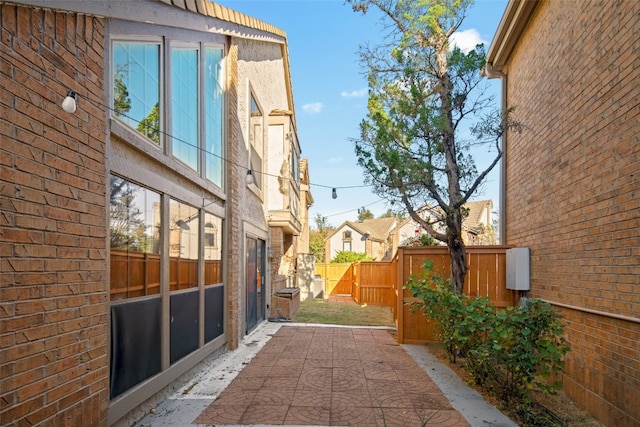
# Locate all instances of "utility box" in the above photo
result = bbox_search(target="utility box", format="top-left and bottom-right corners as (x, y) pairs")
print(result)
(506, 247), (530, 291)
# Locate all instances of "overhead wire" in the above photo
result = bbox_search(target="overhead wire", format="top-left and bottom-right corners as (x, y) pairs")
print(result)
(6, 46), (389, 216)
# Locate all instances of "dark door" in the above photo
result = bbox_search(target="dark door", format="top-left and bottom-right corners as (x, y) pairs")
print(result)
(246, 237), (266, 333)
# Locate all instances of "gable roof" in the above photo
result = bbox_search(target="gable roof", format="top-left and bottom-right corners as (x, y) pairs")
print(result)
(331, 217), (397, 243)
(396, 200), (493, 234)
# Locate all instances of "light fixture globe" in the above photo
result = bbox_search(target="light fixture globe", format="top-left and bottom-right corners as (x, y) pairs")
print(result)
(61, 90), (77, 113)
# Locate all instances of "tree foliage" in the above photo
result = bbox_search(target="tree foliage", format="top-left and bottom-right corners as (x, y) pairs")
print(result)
(348, 0), (520, 292)
(331, 251), (373, 263)
(357, 207), (374, 222)
(309, 214), (333, 262)
(379, 208), (407, 221)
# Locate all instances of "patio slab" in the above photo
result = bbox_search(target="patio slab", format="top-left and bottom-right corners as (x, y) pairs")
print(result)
(132, 322), (517, 427)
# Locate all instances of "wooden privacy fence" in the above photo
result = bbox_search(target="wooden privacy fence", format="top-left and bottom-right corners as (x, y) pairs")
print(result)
(397, 246), (518, 344)
(314, 260), (398, 318)
(315, 246), (518, 345)
(314, 263), (353, 295)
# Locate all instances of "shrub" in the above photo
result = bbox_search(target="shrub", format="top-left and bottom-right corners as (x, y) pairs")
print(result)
(331, 251), (373, 263)
(406, 261), (570, 403)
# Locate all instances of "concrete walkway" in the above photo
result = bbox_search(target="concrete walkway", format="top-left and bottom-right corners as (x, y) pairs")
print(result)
(133, 322), (517, 427)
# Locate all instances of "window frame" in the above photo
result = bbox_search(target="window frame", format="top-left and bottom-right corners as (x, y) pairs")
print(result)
(110, 34), (226, 190)
(248, 85), (264, 194)
(111, 37), (164, 148)
(170, 42), (201, 172)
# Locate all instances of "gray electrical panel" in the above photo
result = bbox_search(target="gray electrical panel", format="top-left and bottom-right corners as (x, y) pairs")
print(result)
(506, 247), (530, 291)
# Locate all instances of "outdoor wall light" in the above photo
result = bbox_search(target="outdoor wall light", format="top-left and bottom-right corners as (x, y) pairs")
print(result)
(61, 90), (77, 113)
(245, 169), (254, 185)
(332, 188), (337, 199)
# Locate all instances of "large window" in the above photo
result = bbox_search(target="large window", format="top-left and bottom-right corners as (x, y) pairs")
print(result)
(112, 40), (225, 188)
(169, 199), (199, 291)
(109, 176), (161, 300)
(113, 42), (161, 145)
(172, 47), (199, 170)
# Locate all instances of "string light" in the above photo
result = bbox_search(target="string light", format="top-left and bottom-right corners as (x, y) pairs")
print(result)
(11, 51), (376, 208)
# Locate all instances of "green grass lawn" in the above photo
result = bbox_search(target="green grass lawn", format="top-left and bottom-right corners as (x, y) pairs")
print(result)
(292, 299), (396, 327)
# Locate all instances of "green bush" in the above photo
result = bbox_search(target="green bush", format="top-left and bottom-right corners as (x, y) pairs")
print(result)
(331, 251), (373, 263)
(406, 260), (570, 403)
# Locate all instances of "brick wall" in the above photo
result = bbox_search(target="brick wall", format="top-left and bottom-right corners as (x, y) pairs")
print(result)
(0, 4), (108, 426)
(503, 1), (639, 425)
(226, 37), (240, 351)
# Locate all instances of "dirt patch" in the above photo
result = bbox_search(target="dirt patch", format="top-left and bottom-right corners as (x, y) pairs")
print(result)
(425, 343), (603, 427)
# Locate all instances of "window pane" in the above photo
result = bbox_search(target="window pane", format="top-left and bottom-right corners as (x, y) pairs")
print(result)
(205, 47), (224, 187)
(249, 92), (263, 189)
(204, 213), (223, 285)
(169, 199), (199, 291)
(109, 176), (161, 300)
(113, 42), (161, 145)
(172, 48), (199, 171)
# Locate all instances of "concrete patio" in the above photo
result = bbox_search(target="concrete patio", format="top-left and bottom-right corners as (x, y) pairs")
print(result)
(132, 322), (517, 427)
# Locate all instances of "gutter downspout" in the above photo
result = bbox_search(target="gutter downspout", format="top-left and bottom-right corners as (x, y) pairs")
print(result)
(482, 62), (507, 244)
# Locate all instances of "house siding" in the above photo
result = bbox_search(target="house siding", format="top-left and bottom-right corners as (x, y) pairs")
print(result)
(502, 1), (640, 425)
(1, 5), (109, 425)
(2, 1), (304, 424)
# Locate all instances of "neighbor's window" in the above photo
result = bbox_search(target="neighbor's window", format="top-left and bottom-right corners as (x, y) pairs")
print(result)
(343, 231), (351, 239)
(204, 213), (223, 285)
(291, 144), (299, 185)
(113, 41), (161, 145)
(172, 46), (199, 170)
(343, 241), (352, 252)
(249, 91), (263, 190)
(109, 176), (161, 301)
(169, 199), (199, 291)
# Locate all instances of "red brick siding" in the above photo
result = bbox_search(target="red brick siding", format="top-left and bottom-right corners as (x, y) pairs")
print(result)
(1, 5), (108, 426)
(504, 1), (640, 425)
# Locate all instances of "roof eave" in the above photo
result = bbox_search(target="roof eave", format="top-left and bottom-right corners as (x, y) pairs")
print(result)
(486, 0), (540, 75)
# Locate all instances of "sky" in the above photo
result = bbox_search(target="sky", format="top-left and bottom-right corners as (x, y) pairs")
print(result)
(220, 0), (510, 228)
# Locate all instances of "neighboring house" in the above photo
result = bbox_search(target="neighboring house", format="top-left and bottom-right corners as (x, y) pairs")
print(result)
(395, 200), (494, 246)
(1, 1), (308, 425)
(486, 1), (639, 425)
(325, 217), (397, 261)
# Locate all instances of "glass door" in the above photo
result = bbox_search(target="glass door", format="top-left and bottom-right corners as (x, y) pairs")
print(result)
(246, 237), (265, 333)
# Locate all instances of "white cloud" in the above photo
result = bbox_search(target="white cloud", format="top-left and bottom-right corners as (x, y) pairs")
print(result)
(340, 88), (367, 99)
(450, 29), (486, 53)
(302, 102), (323, 114)
(328, 156), (343, 164)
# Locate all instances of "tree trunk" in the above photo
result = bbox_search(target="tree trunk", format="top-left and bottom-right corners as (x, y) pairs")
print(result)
(447, 213), (467, 293)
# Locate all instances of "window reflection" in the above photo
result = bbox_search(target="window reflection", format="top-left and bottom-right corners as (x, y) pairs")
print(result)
(204, 213), (223, 285)
(109, 176), (161, 300)
(172, 48), (199, 170)
(249, 92), (263, 189)
(169, 199), (199, 291)
(113, 42), (161, 144)
(205, 47), (224, 187)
